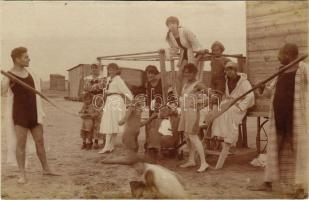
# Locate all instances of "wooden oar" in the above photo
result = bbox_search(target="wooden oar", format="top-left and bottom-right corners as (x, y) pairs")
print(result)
(1, 70), (79, 117)
(205, 54), (308, 124)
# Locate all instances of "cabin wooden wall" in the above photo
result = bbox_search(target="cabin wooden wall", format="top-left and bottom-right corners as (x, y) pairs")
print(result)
(120, 68), (144, 87)
(246, 1), (308, 85)
(50, 74), (66, 91)
(68, 65), (84, 99)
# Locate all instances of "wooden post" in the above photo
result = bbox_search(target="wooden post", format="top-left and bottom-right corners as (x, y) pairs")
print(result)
(237, 55), (247, 74)
(242, 116), (248, 148)
(256, 117), (261, 154)
(159, 49), (168, 105)
(170, 60), (176, 91)
(169, 59), (180, 136)
(195, 57), (205, 82)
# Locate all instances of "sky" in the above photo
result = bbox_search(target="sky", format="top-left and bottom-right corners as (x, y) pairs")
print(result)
(1, 1), (246, 80)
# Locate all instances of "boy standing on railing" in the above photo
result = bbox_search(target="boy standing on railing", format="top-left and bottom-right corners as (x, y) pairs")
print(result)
(210, 41), (231, 96)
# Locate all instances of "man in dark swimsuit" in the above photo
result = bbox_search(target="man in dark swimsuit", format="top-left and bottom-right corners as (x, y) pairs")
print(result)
(1, 47), (58, 184)
(248, 44), (308, 198)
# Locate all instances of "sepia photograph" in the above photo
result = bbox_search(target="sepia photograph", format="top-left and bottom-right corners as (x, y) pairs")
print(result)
(1, 1), (308, 199)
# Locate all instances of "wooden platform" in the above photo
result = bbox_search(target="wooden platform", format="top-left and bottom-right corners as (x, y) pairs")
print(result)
(205, 147), (256, 156)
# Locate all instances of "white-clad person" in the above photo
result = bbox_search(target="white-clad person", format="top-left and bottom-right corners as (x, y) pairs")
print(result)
(98, 63), (133, 154)
(165, 16), (207, 95)
(210, 61), (255, 169)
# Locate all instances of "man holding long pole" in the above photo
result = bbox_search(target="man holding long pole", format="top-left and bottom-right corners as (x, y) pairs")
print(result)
(1, 47), (58, 184)
(248, 43), (308, 197)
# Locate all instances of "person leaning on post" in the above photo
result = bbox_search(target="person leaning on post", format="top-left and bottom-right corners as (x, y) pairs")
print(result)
(165, 16), (208, 95)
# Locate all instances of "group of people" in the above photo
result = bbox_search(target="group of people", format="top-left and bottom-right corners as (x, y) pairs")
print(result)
(1, 15), (308, 198)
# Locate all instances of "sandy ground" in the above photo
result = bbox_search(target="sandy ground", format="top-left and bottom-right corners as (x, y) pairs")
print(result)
(1, 90), (290, 199)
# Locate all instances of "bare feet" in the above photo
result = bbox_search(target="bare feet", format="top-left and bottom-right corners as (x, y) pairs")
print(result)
(179, 162), (196, 168)
(197, 163), (209, 173)
(42, 169), (61, 176)
(98, 148), (114, 154)
(17, 174), (27, 184)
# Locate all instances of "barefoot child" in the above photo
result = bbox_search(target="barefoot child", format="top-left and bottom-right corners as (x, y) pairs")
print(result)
(79, 92), (100, 150)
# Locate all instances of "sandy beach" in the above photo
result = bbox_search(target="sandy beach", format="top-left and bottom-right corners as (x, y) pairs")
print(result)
(1, 91), (290, 199)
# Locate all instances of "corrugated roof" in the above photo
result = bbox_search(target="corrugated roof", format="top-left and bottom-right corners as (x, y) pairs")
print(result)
(50, 74), (65, 77)
(66, 64), (90, 71)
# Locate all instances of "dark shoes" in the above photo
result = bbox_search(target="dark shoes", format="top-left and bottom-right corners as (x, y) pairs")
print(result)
(93, 143), (99, 150)
(82, 143), (93, 150)
(86, 143), (93, 150)
(247, 182), (272, 192)
(81, 143), (87, 150)
(146, 148), (159, 164)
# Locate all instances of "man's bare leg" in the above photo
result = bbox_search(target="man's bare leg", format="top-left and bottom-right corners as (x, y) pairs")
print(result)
(14, 125), (28, 184)
(30, 124), (58, 176)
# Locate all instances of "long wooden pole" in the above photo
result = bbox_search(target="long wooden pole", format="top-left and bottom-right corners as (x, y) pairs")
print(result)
(101, 58), (159, 62)
(1, 70), (79, 117)
(97, 50), (159, 60)
(207, 54), (308, 123)
(193, 51), (245, 59)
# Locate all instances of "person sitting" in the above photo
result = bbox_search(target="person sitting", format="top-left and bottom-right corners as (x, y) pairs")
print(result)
(206, 61), (255, 169)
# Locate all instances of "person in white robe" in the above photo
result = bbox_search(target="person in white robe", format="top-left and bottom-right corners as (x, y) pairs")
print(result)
(211, 61), (255, 169)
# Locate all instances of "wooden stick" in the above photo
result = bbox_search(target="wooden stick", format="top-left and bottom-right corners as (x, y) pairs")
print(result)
(100, 55), (160, 60)
(1, 70), (79, 117)
(207, 54), (308, 122)
(193, 51), (245, 59)
(106, 58), (159, 62)
(97, 50), (159, 60)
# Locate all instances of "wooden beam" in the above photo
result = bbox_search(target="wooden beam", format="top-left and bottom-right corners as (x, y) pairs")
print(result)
(170, 60), (176, 90)
(97, 50), (159, 60)
(100, 58), (159, 62)
(237, 55), (247, 74)
(159, 49), (168, 105)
